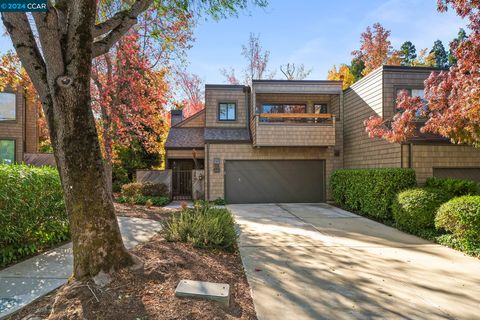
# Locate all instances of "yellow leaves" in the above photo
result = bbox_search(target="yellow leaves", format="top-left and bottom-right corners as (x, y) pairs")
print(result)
(327, 64), (355, 89)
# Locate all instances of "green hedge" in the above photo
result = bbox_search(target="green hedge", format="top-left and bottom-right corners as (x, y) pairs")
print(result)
(436, 196), (480, 250)
(331, 168), (416, 221)
(164, 202), (237, 251)
(0, 164), (68, 267)
(425, 177), (478, 198)
(392, 187), (449, 232)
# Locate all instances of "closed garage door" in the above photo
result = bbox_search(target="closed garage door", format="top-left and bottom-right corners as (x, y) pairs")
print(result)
(225, 160), (325, 204)
(433, 168), (480, 183)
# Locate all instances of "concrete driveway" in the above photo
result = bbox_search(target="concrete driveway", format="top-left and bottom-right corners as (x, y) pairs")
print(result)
(228, 203), (480, 320)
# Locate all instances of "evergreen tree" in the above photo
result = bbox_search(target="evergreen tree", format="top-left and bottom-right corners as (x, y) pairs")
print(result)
(399, 41), (417, 65)
(448, 28), (468, 65)
(430, 40), (449, 67)
(349, 57), (365, 82)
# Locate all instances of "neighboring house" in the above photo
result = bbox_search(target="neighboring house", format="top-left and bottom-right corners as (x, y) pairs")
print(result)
(343, 65), (480, 183)
(165, 66), (480, 203)
(0, 89), (38, 164)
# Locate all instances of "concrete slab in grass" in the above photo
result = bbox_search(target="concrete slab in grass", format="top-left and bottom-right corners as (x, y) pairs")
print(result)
(175, 280), (230, 307)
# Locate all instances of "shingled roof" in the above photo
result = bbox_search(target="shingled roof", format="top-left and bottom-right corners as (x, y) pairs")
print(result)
(165, 128), (205, 149)
(204, 128), (251, 143)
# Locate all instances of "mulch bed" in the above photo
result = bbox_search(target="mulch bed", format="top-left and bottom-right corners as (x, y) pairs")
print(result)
(114, 202), (178, 222)
(9, 204), (257, 320)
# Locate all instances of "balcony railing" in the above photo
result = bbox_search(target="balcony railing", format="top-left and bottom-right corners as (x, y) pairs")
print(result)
(252, 113), (336, 147)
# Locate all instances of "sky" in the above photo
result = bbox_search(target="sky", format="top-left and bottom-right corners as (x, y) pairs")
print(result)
(0, 0), (468, 84)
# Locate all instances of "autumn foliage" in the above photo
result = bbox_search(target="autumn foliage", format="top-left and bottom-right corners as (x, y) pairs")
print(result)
(366, 0), (480, 147)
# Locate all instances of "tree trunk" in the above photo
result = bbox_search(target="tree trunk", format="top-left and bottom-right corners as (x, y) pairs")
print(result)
(49, 79), (133, 279)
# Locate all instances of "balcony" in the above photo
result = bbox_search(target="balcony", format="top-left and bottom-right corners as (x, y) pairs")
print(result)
(251, 113), (336, 147)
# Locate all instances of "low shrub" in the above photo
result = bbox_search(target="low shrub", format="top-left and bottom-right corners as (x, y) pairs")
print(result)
(435, 196), (480, 250)
(112, 165), (130, 193)
(121, 182), (143, 198)
(117, 195), (169, 207)
(164, 202), (237, 251)
(141, 182), (169, 197)
(212, 198), (226, 206)
(392, 187), (449, 232)
(425, 177), (478, 197)
(0, 164), (68, 267)
(331, 168), (416, 221)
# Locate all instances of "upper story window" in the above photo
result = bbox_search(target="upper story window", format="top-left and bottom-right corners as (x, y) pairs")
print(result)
(396, 88), (427, 117)
(0, 140), (15, 164)
(260, 104), (306, 122)
(218, 103), (236, 121)
(314, 104), (328, 123)
(0, 92), (16, 121)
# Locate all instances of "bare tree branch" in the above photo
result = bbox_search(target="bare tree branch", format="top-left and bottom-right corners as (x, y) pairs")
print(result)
(92, 0), (153, 57)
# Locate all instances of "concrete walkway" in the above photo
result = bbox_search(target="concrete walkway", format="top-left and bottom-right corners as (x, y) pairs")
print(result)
(0, 217), (162, 319)
(229, 203), (480, 320)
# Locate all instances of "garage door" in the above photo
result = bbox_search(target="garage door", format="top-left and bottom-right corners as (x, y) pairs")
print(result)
(433, 168), (480, 183)
(225, 160), (325, 204)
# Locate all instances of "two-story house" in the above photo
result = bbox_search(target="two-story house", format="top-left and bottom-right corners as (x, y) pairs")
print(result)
(166, 80), (343, 203)
(165, 66), (480, 203)
(0, 89), (38, 164)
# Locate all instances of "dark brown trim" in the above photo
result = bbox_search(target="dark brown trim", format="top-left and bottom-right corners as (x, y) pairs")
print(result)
(382, 65), (448, 72)
(252, 79), (342, 84)
(206, 84), (247, 90)
(165, 146), (205, 150)
(218, 102), (237, 121)
(205, 140), (251, 144)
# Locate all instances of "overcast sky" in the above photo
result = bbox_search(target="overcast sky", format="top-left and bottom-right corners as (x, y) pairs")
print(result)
(0, 0), (468, 84)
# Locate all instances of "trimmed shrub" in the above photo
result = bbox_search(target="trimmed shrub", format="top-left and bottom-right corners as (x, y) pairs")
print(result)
(116, 195), (169, 207)
(436, 196), (480, 249)
(0, 164), (68, 267)
(330, 168), (416, 220)
(213, 198), (226, 206)
(392, 187), (449, 231)
(164, 202), (237, 251)
(112, 165), (130, 193)
(141, 182), (169, 197)
(425, 177), (478, 198)
(121, 182), (143, 198)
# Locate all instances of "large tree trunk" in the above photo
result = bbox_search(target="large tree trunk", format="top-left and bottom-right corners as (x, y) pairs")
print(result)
(50, 85), (133, 278)
(2, 3), (134, 280)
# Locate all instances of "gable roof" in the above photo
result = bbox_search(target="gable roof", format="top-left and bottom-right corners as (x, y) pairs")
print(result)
(173, 109), (205, 128)
(165, 127), (205, 149)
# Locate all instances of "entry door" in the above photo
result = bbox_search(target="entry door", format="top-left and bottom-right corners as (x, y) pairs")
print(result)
(225, 160), (325, 204)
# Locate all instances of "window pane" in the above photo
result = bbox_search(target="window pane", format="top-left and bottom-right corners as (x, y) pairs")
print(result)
(411, 89), (425, 99)
(0, 140), (15, 164)
(314, 104), (328, 114)
(0, 93), (16, 121)
(284, 105), (306, 113)
(227, 104), (235, 120)
(219, 103), (235, 120)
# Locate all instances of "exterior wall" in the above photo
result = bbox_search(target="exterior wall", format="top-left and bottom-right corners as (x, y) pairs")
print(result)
(382, 67), (435, 119)
(166, 149), (205, 159)
(343, 67), (402, 168)
(176, 110), (206, 128)
(24, 95), (38, 153)
(0, 90), (26, 162)
(205, 86), (248, 128)
(206, 143), (334, 201)
(402, 143), (480, 183)
(331, 94), (343, 171)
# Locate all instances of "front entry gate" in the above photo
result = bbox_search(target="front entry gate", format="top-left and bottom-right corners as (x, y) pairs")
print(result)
(172, 170), (192, 200)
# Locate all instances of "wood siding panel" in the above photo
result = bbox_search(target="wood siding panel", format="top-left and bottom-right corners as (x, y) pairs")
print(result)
(343, 68), (401, 168)
(408, 144), (480, 184)
(176, 110), (206, 128)
(166, 149), (205, 159)
(205, 88), (248, 128)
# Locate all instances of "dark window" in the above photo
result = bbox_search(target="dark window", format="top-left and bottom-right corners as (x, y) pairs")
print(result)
(314, 104), (328, 114)
(218, 103), (236, 121)
(0, 93), (16, 121)
(260, 104), (306, 122)
(0, 140), (15, 164)
(313, 104), (328, 123)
